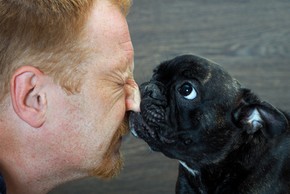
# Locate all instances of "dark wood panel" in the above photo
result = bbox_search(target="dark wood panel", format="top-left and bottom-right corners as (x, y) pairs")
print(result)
(50, 0), (290, 193)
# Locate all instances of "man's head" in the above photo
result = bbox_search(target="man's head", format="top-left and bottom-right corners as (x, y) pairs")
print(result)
(0, 0), (132, 101)
(0, 0), (140, 192)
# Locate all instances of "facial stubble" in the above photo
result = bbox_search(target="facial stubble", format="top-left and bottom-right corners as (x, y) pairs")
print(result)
(89, 115), (129, 179)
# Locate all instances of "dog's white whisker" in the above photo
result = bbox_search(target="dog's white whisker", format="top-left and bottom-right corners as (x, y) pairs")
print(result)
(179, 161), (199, 176)
(131, 128), (138, 137)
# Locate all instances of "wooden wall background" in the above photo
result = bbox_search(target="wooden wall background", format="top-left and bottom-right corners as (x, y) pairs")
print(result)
(50, 0), (290, 193)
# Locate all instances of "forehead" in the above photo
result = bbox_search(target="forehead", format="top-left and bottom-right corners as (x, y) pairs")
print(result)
(110, 0), (132, 15)
(152, 55), (212, 85)
(84, 0), (131, 45)
(152, 55), (240, 98)
(81, 0), (133, 69)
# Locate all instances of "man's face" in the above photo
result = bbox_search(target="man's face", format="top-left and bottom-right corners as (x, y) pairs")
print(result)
(52, 0), (139, 179)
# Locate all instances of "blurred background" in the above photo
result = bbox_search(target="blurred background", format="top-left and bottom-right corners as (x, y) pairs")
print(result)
(50, 0), (290, 193)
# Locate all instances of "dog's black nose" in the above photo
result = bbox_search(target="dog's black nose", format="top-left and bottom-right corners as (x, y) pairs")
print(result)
(141, 82), (165, 101)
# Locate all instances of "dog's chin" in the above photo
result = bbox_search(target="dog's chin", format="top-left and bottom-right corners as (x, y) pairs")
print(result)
(129, 111), (163, 151)
(129, 111), (184, 154)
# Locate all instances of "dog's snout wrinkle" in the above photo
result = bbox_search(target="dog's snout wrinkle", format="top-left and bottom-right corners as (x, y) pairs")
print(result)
(142, 104), (166, 134)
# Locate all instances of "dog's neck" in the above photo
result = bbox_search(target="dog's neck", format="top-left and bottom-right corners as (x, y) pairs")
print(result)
(179, 125), (290, 193)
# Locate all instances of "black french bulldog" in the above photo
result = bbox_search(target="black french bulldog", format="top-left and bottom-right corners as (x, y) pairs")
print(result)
(129, 55), (290, 194)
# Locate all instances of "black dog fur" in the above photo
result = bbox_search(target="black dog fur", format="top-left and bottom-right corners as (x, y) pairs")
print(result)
(129, 54), (290, 194)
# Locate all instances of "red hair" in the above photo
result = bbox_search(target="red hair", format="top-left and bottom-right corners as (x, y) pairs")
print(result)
(0, 0), (132, 102)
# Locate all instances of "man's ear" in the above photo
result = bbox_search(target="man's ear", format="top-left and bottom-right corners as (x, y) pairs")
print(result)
(232, 91), (288, 138)
(10, 66), (48, 128)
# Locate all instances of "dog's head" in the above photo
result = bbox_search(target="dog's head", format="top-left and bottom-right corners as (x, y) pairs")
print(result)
(130, 55), (288, 165)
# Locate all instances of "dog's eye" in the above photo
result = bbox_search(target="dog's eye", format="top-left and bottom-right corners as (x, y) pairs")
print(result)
(178, 83), (197, 100)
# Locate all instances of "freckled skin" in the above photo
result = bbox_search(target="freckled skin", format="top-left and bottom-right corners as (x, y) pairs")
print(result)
(55, 0), (140, 179)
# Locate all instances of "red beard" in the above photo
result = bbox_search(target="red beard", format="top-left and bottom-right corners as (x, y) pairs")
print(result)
(89, 114), (129, 179)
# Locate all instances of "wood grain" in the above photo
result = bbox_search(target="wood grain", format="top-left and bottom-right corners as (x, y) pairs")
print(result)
(50, 0), (290, 193)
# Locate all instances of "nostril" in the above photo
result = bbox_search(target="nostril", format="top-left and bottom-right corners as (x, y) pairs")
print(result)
(151, 89), (162, 100)
(142, 83), (164, 100)
(140, 85), (153, 98)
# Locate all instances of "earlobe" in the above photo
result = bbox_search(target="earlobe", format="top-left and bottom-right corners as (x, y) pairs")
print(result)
(10, 66), (47, 128)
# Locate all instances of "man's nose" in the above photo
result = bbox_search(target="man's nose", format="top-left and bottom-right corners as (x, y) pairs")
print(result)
(125, 78), (141, 112)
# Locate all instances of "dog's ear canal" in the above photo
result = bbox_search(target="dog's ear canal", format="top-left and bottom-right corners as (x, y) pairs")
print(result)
(232, 92), (288, 138)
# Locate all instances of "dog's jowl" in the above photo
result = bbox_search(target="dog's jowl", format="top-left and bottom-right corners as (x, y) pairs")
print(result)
(129, 55), (290, 194)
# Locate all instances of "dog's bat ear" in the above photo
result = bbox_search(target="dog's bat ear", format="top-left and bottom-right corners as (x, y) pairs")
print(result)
(233, 97), (288, 138)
